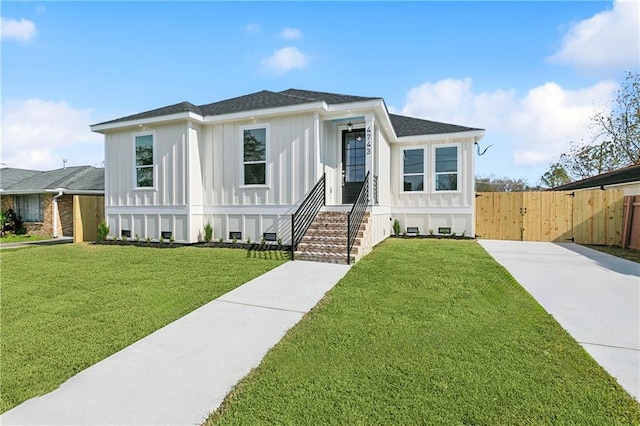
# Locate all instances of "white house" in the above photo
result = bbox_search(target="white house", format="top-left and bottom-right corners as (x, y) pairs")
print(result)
(91, 89), (485, 263)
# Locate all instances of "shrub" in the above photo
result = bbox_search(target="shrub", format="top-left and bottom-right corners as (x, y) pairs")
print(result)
(97, 221), (109, 241)
(204, 223), (213, 243)
(3, 209), (25, 235)
(392, 219), (401, 236)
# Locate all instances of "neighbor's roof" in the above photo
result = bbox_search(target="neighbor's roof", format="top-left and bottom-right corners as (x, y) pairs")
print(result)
(551, 163), (640, 191)
(0, 166), (105, 193)
(93, 88), (483, 137)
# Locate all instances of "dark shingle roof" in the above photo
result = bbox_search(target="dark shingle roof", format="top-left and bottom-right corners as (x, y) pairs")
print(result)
(551, 164), (640, 191)
(94, 101), (202, 126)
(389, 113), (483, 137)
(0, 168), (40, 188)
(0, 166), (104, 193)
(198, 90), (312, 116)
(278, 89), (378, 104)
(93, 89), (483, 138)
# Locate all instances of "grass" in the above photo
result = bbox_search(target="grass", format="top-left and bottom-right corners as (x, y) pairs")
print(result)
(208, 239), (640, 425)
(0, 234), (51, 244)
(0, 244), (286, 413)
(584, 244), (640, 264)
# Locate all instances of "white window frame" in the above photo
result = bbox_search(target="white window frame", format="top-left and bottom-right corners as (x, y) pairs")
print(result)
(432, 143), (461, 193)
(133, 131), (156, 190)
(400, 146), (427, 193)
(240, 123), (270, 188)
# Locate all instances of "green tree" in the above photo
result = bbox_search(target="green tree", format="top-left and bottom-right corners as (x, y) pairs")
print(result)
(559, 72), (640, 180)
(540, 163), (571, 188)
(560, 139), (622, 180)
(591, 71), (640, 166)
(475, 175), (532, 192)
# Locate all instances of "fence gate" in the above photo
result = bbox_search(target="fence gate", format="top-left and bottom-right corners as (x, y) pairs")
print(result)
(73, 195), (105, 243)
(475, 190), (624, 245)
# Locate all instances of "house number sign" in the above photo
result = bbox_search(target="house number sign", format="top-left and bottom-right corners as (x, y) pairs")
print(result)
(366, 125), (372, 155)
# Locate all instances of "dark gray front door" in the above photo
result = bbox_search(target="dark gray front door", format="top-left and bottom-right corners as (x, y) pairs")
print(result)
(342, 129), (366, 204)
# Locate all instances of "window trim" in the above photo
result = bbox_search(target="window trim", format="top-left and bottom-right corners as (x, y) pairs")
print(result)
(239, 123), (270, 188)
(432, 143), (461, 193)
(133, 131), (156, 190)
(400, 145), (427, 194)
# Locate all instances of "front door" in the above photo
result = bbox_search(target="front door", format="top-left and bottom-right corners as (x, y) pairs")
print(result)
(342, 129), (366, 204)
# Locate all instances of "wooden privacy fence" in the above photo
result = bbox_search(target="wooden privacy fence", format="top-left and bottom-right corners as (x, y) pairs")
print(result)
(73, 195), (105, 243)
(475, 189), (624, 245)
(621, 195), (640, 250)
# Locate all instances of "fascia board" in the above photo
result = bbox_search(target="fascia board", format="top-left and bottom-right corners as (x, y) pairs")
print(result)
(90, 112), (204, 133)
(0, 189), (104, 195)
(395, 129), (485, 143)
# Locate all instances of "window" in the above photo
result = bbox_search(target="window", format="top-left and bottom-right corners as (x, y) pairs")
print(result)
(15, 194), (43, 222)
(135, 134), (154, 188)
(242, 126), (267, 185)
(402, 148), (424, 192)
(434, 145), (459, 191)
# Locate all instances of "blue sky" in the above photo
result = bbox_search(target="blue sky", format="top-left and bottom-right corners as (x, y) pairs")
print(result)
(2, 1), (638, 184)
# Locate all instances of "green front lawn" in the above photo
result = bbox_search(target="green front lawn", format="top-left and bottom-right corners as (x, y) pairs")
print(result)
(209, 239), (640, 424)
(584, 244), (640, 264)
(0, 234), (51, 244)
(0, 244), (286, 413)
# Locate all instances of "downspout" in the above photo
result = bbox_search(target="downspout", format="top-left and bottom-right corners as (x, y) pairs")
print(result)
(52, 189), (64, 238)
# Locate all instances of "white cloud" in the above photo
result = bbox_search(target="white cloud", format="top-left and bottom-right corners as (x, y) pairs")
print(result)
(1, 99), (103, 170)
(548, 0), (639, 72)
(263, 46), (308, 75)
(400, 78), (617, 168)
(245, 23), (261, 35)
(36, 5), (47, 14)
(280, 27), (303, 40)
(1, 17), (37, 42)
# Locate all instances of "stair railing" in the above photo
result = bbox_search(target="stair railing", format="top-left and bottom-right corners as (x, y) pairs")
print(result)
(291, 173), (326, 260)
(347, 172), (370, 265)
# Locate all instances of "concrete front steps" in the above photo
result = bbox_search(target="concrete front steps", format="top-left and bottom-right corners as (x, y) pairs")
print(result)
(294, 209), (372, 264)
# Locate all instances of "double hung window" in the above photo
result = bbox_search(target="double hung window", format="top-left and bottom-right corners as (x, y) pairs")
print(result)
(242, 126), (268, 185)
(402, 148), (425, 192)
(434, 145), (458, 191)
(135, 134), (154, 188)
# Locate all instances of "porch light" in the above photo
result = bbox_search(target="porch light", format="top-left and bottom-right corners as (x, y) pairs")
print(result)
(347, 120), (353, 131)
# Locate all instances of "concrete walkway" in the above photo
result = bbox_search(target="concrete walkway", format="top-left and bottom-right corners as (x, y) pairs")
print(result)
(0, 236), (73, 250)
(1, 260), (351, 425)
(478, 240), (640, 402)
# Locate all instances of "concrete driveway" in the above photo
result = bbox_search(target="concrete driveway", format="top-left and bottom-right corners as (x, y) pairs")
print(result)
(478, 240), (639, 402)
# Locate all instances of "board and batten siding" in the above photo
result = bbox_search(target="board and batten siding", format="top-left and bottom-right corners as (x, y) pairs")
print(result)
(200, 113), (321, 243)
(390, 137), (476, 236)
(104, 122), (190, 241)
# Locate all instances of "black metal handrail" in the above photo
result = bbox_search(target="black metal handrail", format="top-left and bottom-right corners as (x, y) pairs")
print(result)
(347, 172), (369, 265)
(291, 173), (325, 260)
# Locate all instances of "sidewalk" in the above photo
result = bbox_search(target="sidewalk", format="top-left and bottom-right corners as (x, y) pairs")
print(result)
(478, 240), (640, 402)
(0, 236), (73, 250)
(0, 260), (351, 425)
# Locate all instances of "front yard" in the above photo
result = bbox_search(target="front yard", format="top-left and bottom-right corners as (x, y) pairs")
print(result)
(208, 239), (640, 424)
(0, 244), (285, 413)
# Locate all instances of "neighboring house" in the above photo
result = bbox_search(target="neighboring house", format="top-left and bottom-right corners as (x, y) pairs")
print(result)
(90, 89), (485, 261)
(0, 166), (105, 237)
(551, 164), (640, 195)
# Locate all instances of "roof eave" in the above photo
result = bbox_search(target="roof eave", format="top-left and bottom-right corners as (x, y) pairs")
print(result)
(90, 111), (204, 133)
(395, 129), (485, 143)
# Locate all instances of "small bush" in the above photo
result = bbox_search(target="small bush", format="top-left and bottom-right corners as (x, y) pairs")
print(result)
(97, 221), (109, 241)
(392, 219), (401, 236)
(204, 223), (213, 243)
(3, 209), (25, 235)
